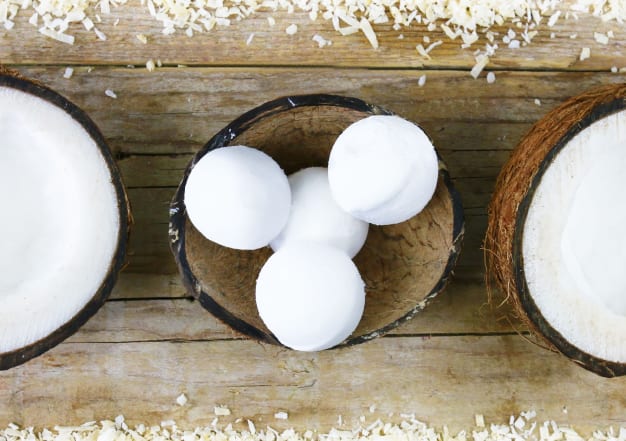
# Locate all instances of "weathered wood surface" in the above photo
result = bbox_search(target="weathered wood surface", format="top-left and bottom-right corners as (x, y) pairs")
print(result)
(2, 11), (626, 434)
(1, 337), (624, 433)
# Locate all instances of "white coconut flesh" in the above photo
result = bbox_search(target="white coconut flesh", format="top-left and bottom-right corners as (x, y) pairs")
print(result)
(0, 86), (120, 354)
(523, 110), (626, 364)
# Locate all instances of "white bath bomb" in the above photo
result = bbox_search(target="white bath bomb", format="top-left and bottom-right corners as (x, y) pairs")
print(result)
(256, 243), (365, 351)
(184, 145), (291, 250)
(270, 167), (369, 258)
(328, 115), (439, 225)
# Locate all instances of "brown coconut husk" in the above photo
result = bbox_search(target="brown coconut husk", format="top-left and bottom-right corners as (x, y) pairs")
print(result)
(485, 83), (626, 377)
(0, 65), (23, 79)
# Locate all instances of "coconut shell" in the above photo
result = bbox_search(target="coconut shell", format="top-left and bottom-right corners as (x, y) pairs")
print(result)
(0, 71), (131, 370)
(169, 94), (464, 349)
(485, 83), (626, 378)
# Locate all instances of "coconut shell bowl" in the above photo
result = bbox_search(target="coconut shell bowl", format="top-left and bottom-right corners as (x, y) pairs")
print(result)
(169, 94), (464, 348)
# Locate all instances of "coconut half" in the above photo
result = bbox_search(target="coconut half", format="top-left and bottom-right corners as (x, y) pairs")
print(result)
(486, 84), (626, 377)
(0, 70), (129, 370)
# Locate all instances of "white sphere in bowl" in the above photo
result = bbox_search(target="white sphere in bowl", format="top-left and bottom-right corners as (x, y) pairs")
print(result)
(270, 167), (369, 258)
(184, 145), (291, 250)
(328, 115), (439, 225)
(256, 243), (365, 351)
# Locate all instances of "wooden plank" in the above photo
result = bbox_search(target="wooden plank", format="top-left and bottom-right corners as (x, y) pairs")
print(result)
(110, 273), (187, 299)
(89, 275), (516, 340)
(0, 337), (623, 432)
(9, 68), (626, 157)
(2, 2), (626, 69)
(68, 298), (241, 342)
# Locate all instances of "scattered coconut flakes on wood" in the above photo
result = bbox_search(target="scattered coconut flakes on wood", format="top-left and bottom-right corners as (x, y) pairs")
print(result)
(1, 0), (126, 44)
(0, 412), (623, 441)
(3, 0), (626, 76)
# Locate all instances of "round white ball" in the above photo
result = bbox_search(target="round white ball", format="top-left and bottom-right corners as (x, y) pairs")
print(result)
(256, 243), (365, 351)
(328, 115), (439, 225)
(270, 167), (369, 258)
(184, 145), (291, 250)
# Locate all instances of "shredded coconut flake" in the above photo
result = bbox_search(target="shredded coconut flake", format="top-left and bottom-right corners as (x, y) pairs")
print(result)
(175, 393), (188, 406)
(214, 406), (231, 416)
(63, 66), (73, 78)
(471, 54), (489, 79)
(359, 16), (377, 49)
(418, 74), (426, 87)
(579, 46), (591, 61)
(486, 71), (495, 83)
(475, 414), (485, 428)
(104, 89), (117, 98)
(274, 412), (288, 420)
(594, 31), (609, 44)
(94, 26), (106, 40)
(547, 10), (561, 26)
(285, 23), (297, 34)
(312, 33), (330, 47)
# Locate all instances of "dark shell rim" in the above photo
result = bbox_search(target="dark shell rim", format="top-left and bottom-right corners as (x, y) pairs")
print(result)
(168, 93), (465, 349)
(513, 96), (626, 378)
(0, 73), (130, 370)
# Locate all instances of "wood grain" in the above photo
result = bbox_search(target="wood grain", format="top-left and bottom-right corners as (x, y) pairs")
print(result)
(10, 68), (625, 157)
(0, 337), (624, 432)
(2, 1), (626, 69)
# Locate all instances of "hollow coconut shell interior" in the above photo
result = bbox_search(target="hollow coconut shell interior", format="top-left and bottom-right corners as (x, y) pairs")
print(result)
(485, 83), (626, 378)
(0, 68), (131, 369)
(169, 94), (464, 348)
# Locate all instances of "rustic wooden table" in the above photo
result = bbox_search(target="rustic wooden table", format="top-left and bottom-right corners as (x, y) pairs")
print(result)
(1, 0), (625, 433)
